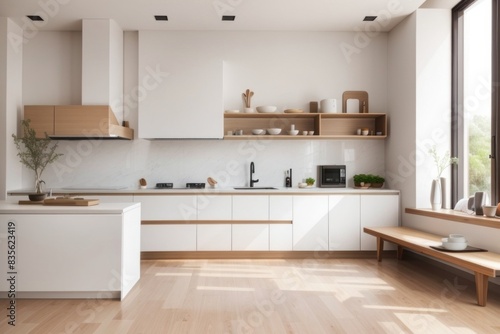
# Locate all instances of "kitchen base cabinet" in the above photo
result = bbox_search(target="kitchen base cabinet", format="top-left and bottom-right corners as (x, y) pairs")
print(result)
(293, 195), (329, 251)
(197, 224), (232, 251)
(232, 224), (269, 251)
(269, 224), (293, 251)
(329, 195), (360, 250)
(233, 195), (269, 220)
(135, 195), (197, 221)
(141, 225), (196, 251)
(270, 196), (293, 220)
(197, 195), (232, 220)
(0, 203), (140, 300)
(360, 194), (399, 250)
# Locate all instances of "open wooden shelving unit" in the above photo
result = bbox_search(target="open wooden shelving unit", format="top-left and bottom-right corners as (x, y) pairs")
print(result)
(224, 113), (387, 140)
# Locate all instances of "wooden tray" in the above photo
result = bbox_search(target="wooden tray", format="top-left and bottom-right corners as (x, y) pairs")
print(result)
(430, 245), (487, 253)
(43, 198), (100, 206)
(18, 200), (44, 205)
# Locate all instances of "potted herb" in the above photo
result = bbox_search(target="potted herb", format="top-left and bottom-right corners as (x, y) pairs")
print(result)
(12, 119), (63, 200)
(305, 177), (315, 186)
(353, 174), (385, 188)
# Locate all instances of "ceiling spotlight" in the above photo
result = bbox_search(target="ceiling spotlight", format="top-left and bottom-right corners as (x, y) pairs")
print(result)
(222, 15), (236, 21)
(27, 15), (44, 21)
(154, 15), (168, 21)
(363, 16), (377, 22)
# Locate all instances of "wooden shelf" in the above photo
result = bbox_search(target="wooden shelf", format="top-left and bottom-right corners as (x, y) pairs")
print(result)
(224, 113), (387, 139)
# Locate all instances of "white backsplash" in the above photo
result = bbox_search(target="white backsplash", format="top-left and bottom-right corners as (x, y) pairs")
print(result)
(24, 139), (385, 190)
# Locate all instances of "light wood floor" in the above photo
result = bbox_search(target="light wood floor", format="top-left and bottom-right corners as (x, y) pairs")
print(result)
(2, 256), (500, 333)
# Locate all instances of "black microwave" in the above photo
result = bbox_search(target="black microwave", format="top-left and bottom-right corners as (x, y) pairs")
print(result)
(318, 165), (346, 188)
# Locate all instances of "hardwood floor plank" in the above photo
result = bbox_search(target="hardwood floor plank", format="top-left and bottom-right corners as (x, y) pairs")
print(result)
(1, 258), (500, 333)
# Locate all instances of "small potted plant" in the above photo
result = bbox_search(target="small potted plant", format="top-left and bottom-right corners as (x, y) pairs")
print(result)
(12, 119), (63, 201)
(305, 177), (315, 187)
(353, 174), (385, 188)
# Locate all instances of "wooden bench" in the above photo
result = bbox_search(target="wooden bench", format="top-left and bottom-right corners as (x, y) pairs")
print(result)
(363, 226), (500, 306)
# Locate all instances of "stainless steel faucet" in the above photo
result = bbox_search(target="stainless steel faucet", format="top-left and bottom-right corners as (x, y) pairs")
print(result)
(250, 162), (259, 187)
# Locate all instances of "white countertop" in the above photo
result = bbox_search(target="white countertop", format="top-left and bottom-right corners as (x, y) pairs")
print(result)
(0, 201), (140, 214)
(8, 187), (399, 196)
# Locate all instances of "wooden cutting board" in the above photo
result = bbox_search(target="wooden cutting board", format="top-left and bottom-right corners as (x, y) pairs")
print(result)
(43, 198), (100, 206)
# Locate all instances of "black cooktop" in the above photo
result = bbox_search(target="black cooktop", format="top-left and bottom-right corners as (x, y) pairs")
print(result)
(155, 183), (205, 189)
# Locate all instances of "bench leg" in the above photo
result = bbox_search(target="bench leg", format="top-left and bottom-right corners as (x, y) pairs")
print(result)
(397, 246), (404, 260)
(376, 237), (384, 262)
(475, 272), (489, 306)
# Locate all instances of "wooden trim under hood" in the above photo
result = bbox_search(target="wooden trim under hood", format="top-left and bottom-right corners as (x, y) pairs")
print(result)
(24, 105), (134, 140)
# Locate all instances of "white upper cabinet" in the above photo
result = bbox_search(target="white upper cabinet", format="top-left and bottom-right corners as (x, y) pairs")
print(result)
(138, 31), (224, 139)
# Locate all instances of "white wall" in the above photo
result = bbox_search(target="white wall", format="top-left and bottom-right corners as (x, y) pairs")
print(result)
(0, 18), (23, 199)
(20, 30), (388, 190)
(23, 31), (81, 105)
(387, 12), (417, 210)
(387, 9), (452, 212)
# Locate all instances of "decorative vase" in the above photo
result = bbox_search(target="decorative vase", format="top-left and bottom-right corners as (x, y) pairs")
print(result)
(430, 178), (442, 210)
(440, 177), (446, 209)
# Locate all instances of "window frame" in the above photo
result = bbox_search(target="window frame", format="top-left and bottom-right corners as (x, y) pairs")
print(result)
(451, 0), (499, 205)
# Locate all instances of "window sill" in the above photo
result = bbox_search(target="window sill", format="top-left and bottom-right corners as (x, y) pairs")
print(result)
(405, 208), (500, 229)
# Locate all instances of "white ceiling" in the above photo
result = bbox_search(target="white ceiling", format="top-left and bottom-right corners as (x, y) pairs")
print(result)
(0, 0), (460, 32)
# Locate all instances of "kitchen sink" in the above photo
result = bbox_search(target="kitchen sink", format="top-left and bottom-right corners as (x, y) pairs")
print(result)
(233, 187), (278, 190)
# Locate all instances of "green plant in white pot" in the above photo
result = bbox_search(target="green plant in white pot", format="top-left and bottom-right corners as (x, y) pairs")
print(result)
(12, 120), (63, 199)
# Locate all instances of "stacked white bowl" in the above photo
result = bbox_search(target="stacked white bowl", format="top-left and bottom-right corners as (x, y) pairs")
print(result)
(442, 234), (467, 250)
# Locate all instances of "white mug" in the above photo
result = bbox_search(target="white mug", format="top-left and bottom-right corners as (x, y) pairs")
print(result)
(320, 99), (337, 113)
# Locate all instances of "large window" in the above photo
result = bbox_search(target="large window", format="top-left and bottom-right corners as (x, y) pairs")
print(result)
(452, 0), (499, 205)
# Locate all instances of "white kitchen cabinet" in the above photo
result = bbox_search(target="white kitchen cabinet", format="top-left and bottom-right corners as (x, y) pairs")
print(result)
(329, 195), (361, 250)
(269, 224), (293, 251)
(269, 196), (293, 250)
(269, 195), (293, 220)
(135, 195), (197, 251)
(232, 224), (269, 251)
(197, 195), (231, 220)
(134, 195), (197, 221)
(232, 195), (269, 220)
(141, 224), (196, 251)
(138, 31), (223, 139)
(197, 224), (232, 251)
(292, 195), (329, 251)
(360, 194), (399, 250)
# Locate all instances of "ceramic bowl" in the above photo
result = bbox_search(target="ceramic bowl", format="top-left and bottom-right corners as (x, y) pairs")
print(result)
(28, 193), (47, 201)
(225, 109), (240, 113)
(267, 128), (281, 135)
(257, 106), (277, 113)
(482, 205), (497, 217)
(442, 240), (468, 251)
(288, 130), (299, 136)
(448, 234), (466, 243)
(252, 129), (265, 135)
(298, 182), (308, 188)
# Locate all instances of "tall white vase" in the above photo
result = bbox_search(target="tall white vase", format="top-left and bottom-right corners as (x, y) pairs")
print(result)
(430, 178), (442, 210)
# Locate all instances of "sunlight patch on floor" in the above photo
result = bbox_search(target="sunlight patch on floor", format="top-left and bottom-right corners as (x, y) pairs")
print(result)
(394, 313), (460, 334)
(198, 273), (275, 279)
(364, 304), (447, 313)
(155, 273), (193, 277)
(196, 286), (255, 292)
(378, 321), (409, 333)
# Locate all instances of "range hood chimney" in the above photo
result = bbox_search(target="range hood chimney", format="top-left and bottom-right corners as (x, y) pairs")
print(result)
(23, 19), (133, 139)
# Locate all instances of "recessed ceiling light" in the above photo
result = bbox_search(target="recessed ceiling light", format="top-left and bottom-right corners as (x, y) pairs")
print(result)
(27, 15), (44, 21)
(222, 15), (235, 21)
(363, 16), (377, 22)
(154, 15), (168, 21)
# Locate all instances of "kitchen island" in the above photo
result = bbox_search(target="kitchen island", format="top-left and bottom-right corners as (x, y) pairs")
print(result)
(0, 202), (141, 300)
